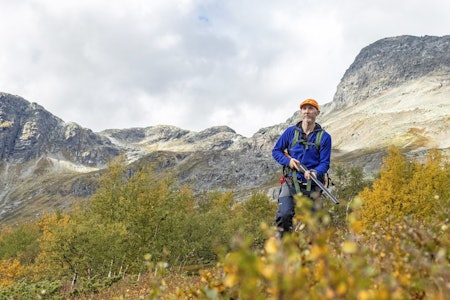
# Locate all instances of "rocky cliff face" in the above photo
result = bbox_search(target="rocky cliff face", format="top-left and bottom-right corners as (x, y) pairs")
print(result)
(1, 35), (449, 225)
(318, 35), (450, 160)
(329, 35), (450, 111)
(0, 93), (120, 167)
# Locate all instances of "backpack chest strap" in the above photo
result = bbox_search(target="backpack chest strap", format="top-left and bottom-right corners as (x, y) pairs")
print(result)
(290, 128), (323, 151)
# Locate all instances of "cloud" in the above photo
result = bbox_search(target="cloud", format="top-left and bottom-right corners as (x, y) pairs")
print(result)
(0, 0), (449, 137)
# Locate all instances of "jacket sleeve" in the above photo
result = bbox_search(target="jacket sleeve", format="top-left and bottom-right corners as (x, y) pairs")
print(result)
(272, 127), (294, 167)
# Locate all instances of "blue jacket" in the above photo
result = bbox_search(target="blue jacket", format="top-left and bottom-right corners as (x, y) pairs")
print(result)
(272, 122), (331, 183)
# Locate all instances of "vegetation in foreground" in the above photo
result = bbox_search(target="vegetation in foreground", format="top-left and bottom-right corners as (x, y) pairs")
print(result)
(0, 147), (448, 299)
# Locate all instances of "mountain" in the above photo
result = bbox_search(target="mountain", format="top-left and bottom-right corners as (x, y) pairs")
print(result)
(1, 35), (449, 225)
(331, 35), (450, 109)
(321, 35), (450, 157)
(0, 93), (121, 166)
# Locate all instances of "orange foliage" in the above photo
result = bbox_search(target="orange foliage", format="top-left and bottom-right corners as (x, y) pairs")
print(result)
(29, 213), (72, 280)
(0, 259), (24, 287)
(358, 147), (448, 228)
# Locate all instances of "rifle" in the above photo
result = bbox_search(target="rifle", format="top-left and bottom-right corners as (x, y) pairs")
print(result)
(283, 151), (339, 204)
(297, 163), (339, 205)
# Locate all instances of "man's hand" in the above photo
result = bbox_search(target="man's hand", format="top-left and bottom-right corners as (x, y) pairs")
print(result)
(304, 170), (317, 180)
(289, 158), (300, 171)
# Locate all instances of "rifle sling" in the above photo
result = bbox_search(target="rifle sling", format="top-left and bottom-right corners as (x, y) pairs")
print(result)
(291, 170), (312, 193)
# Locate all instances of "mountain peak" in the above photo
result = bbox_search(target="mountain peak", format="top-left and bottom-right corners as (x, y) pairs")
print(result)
(0, 93), (120, 166)
(331, 35), (450, 110)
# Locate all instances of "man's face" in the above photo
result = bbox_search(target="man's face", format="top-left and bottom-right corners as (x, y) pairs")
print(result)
(301, 105), (320, 123)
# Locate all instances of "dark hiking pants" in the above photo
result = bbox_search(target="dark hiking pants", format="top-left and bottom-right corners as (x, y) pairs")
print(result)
(275, 177), (322, 236)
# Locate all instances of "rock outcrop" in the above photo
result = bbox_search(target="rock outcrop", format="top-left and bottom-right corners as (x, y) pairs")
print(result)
(0, 93), (121, 167)
(329, 35), (450, 111)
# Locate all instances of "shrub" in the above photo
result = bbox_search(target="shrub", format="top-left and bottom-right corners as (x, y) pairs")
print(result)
(358, 147), (449, 228)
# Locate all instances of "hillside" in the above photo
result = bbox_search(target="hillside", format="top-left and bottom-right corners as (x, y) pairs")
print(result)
(0, 35), (449, 225)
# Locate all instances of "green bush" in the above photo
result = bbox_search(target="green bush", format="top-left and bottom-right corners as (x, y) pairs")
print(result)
(4, 148), (448, 299)
(0, 280), (62, 300)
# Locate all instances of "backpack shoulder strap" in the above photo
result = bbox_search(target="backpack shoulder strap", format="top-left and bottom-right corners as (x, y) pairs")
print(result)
(290, 127), (301, 149)
(314, 129), (324, 151)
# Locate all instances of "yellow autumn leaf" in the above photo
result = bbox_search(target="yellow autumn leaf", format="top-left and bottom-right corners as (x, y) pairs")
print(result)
(260, 264), (275, 279)
(309, 245), (322, 260)
(264, 237), (279, 254)
(336, 282), (347, 295)
(357, 290), (370, 300)
(342, 241), (358, 254)
(350, 219), (363, 234)
(224, 273), (238, 287)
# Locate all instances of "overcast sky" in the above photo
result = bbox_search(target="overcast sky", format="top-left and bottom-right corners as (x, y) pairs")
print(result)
(1, 0), (449, 137)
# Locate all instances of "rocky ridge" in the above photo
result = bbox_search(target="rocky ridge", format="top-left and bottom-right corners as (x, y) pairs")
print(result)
(329, 35), (450, 111)
(0, 93), (120, 167)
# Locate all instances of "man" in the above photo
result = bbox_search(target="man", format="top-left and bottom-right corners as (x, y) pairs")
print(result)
(272, 98), (332, 236)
